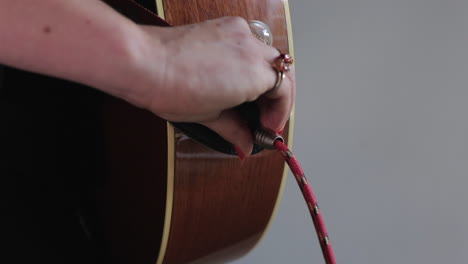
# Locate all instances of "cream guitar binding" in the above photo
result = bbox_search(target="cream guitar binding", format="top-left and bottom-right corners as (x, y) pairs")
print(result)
(97, 1), (295, 263)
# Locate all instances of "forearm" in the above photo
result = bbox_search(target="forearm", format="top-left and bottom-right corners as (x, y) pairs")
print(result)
(0, 4), (294, 154)
(0, 0), (163, 105)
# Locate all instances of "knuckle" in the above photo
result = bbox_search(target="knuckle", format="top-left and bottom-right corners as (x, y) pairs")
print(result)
(222, 16), (251, 38)
(246, 90), (261, 102)
(224, 16), (249, 28)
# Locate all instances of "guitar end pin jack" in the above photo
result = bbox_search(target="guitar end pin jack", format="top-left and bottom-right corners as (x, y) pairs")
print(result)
(254, 129), (283, 150)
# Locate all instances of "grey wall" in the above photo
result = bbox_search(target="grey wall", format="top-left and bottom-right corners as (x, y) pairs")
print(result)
(233, 0), (468, 263)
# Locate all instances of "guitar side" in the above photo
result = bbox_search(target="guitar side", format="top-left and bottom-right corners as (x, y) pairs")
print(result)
(156, 1), (295, 263)
(97, 1), (294, 264)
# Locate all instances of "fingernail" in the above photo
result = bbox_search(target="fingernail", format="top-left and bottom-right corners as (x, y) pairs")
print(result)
(234, 145), (245, 160)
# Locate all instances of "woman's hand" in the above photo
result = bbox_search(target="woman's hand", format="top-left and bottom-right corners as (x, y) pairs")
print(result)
(128, 17), (295, 157)
(0, 0), (294, 157)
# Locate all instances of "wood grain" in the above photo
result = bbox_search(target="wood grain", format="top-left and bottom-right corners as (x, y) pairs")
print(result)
(159, 1), (291, 263)
(97, 1), (292, 264)
(163, 0), (289, 52)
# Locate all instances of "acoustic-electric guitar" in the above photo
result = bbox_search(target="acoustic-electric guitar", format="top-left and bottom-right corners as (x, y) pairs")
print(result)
(98, 1), (295, 263)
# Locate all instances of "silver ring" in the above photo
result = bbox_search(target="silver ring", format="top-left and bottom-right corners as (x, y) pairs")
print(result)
(271, 69), (285, 92)
(270, 52), (293, 92)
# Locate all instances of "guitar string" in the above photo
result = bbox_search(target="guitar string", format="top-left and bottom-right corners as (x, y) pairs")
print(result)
(273, 140), (337, 264)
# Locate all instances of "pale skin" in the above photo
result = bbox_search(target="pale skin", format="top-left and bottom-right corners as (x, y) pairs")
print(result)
(0, 0), (295, 157)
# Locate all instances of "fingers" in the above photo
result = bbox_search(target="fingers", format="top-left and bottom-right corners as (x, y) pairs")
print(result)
(258, 65), (296, 132)
(147, 16), (295, 155)
(201, 110), (254, 158)
(253, 40), (295, 132)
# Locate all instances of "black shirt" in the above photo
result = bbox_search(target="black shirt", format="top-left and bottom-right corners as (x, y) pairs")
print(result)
(1, 65), (105, 264)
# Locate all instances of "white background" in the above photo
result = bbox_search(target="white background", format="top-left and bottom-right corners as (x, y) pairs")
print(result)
(234, 0), (468, 263)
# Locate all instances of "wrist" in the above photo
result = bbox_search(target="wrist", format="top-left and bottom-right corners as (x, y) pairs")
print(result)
(85, 22), (155, 106)
(107, 25), (170, 112)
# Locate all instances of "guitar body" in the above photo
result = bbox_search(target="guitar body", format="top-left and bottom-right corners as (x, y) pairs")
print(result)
(97, 1), (294, 263)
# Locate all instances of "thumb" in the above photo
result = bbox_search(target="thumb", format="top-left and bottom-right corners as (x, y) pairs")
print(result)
(201, 110), (254, 159)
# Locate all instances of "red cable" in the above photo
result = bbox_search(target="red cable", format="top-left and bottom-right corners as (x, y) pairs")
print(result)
(274, 140), (337, 264)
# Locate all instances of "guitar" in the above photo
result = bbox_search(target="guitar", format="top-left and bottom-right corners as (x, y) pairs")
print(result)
(97, 1), (295, 263)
